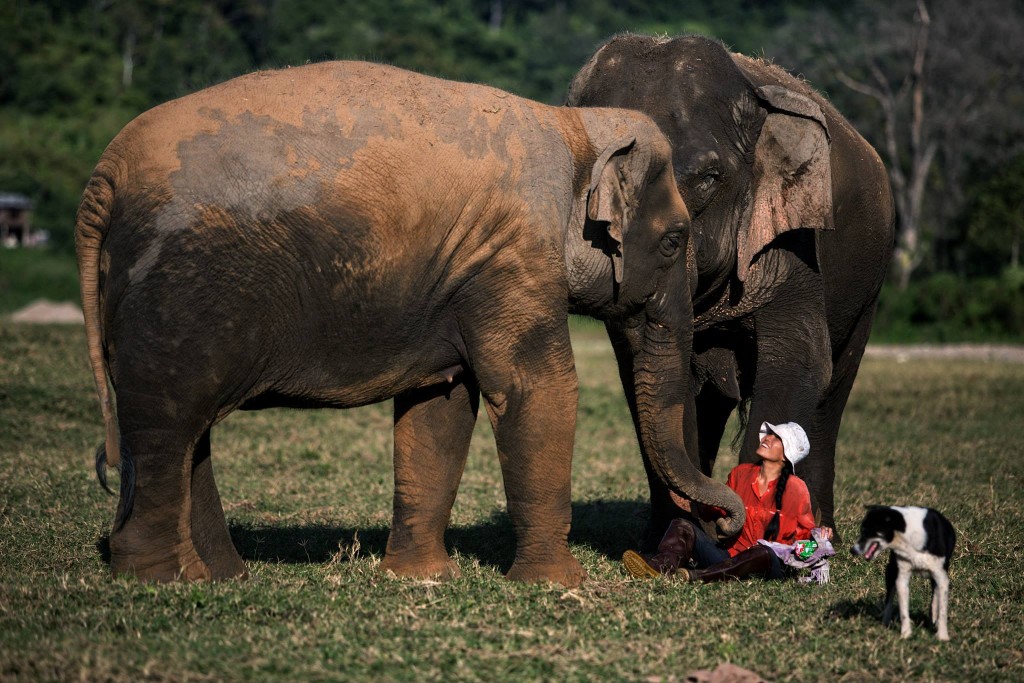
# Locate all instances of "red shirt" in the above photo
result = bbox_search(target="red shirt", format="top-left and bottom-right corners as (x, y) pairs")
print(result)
(720, 463), (816, 556)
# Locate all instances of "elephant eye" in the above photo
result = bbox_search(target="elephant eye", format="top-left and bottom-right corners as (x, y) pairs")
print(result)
(688, 169), (721, 206)
(659, 231), (683, 257)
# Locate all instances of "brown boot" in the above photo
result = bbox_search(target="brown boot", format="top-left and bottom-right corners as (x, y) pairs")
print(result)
(680, 544), (775, 583)
(622, 518), (696, 578)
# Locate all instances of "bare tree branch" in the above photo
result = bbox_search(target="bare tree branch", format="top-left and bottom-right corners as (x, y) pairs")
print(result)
(909, 0), (930, 167)
(868, 60), (899, 102)
(834, 69), (886, 102)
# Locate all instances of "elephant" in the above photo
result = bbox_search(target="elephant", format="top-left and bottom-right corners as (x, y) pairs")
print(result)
(76, 60), (746, 587)
(567, 35), (895, 538)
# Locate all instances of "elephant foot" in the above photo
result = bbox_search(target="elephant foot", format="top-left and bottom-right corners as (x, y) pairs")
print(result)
(111, 543), (213, 582)
(506, 553), (585, 587)
(203, 547), (248, 580)
(380, 553), (461, 581)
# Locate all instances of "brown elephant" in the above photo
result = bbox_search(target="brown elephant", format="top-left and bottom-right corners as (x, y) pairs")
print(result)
(568, 35), (895, 540)
(77, 61), (745, 586)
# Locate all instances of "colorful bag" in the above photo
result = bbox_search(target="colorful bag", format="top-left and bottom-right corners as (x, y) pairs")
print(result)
(758, 527), (835, 584)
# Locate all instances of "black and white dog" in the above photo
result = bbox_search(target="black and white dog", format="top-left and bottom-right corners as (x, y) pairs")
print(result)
(851, 505), (956, 641)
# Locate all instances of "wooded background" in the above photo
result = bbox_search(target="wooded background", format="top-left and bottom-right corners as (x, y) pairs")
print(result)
(2, 0), (1021, 336)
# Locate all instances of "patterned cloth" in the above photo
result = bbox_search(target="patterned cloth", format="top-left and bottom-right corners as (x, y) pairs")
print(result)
(757, 527), (835, 584)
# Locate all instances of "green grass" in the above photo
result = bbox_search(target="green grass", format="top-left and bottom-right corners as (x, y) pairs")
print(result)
(1, 323), (1022, 682)
(0, 249), (80, 314)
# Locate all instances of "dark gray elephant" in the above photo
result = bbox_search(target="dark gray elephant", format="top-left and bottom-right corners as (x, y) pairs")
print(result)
(568, 35), (895, 536)
(77, 60), (745, 587)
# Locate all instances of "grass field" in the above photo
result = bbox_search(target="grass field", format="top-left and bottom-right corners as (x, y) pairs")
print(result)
(1, 322), (1022, 682)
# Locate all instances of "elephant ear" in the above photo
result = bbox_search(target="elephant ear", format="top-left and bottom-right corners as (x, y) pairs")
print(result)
(587, 136), (637, 284)
(736, 85), (834, 282)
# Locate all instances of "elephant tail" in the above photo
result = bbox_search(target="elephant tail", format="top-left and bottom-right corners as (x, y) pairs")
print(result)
(95, 442), (134, 531)
(76, 157), (133, 526)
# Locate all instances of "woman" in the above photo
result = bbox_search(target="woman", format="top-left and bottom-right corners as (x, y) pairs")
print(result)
(623, 421), (833, 582)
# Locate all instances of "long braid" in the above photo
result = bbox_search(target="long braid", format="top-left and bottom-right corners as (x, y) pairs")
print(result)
(763, 460), (793, 542)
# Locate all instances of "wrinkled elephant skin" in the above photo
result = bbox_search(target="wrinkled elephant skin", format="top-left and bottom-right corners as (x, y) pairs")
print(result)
(568, 36), (895, 536)
(76, 61), (741, 586)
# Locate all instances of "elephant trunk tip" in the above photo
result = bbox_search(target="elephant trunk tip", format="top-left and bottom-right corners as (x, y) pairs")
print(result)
(658, 464), (746, 538)
(716, 509), (746, 538)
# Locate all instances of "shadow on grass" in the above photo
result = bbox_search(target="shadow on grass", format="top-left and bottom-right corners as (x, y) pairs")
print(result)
(231, 499), (650, 572)
(826, 597), (935, 631)
(96, 499), (651, 575)
(826, 597), (880, 621)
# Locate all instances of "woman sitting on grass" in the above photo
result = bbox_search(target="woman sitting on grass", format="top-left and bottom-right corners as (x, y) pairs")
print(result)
(623, 421), (833, 582)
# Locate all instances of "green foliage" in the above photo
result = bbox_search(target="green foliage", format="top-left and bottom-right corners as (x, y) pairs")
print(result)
(0, 249), (80, 313)
(963, 155), (1024, 274)
(3, 0), (1021, 317)
(1, 324), (1022, 681)
(873, 268), (1024, 342)
(0, 0), (790, 249)
(0, 109), (136, 251)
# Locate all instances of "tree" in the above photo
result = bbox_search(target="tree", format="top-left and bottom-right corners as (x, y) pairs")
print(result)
(770, 0), (1024, 287)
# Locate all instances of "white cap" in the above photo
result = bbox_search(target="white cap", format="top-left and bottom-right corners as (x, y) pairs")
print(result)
(759, 421), (810, 469)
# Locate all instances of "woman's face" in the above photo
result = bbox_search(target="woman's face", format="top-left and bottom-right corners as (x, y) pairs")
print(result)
(756, 432), (787, 464)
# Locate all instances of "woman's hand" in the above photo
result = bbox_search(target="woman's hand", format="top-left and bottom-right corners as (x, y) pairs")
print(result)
(818, 526), (834, 541)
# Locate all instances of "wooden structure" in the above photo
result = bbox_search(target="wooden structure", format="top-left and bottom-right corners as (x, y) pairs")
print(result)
(0, 193), (34, 246)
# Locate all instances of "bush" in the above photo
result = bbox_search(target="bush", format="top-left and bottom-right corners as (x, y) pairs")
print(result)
(0, 248), (80, 314)
(873, 269), (1024, 343)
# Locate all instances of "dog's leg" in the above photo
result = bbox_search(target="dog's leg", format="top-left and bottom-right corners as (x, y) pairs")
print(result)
(896, 558), (913, 638)
(930, 575), (939, 625)
(933, 569), (950, 641)
(882, 553), (898, 626)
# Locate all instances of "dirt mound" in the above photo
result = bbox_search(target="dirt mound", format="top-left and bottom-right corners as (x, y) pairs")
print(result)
(8, 299), (84, 324)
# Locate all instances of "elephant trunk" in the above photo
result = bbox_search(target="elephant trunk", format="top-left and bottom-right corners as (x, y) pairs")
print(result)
(626, 278), (745, 538)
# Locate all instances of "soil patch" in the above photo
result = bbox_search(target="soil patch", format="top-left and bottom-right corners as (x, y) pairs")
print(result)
(865, 344), (1024, 363)
(8, 299), (84, 324)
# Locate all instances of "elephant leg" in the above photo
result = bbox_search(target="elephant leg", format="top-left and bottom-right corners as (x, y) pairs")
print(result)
(382, 376), (479, 580)
(692, 345), (742, 478)
(696, 384), (739, 478)
(639, 452), (680, 551)
(473, 324), (583, 586)
(110, 401), (212, 582)
(740, 292), (832, 516)
(807, 302), (880, 531)
(190, 428), (247, 580)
